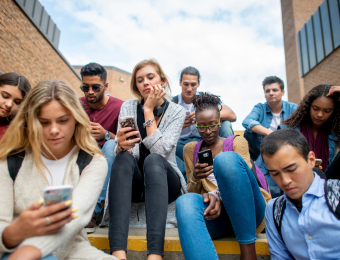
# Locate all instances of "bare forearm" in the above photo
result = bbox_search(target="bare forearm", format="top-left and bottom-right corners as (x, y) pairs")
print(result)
(109, 132), (116, 139)
(220, 106), (236, 122)
(250, 125), (273, 136)
(7, 245), (41, 260)
(144, 109), (157, 137)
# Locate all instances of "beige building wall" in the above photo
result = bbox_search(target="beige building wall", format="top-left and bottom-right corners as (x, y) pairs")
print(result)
(281, 0), (340, 103)
(0, 0), (82, 95)
(75, 66), (133, 101)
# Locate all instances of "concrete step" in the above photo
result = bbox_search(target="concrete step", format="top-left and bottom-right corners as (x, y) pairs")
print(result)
(88, 227), (270, 260)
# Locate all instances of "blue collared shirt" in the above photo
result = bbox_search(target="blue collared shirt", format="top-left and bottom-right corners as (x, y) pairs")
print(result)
(265, 173), (340, 260)
(242, 100), (297, 133)
(171, 92), (226, 139)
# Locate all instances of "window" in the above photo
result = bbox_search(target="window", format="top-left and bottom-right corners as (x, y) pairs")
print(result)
(328, 0), (340, 49)
(297, 33), (304, 77)
(313, 9), (325, 63)
(300, 26), (310, 75)
(320, 1), (333, 56)
(306, 18), (317, 69)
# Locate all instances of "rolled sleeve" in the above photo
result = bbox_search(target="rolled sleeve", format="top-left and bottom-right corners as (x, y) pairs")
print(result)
(265, 200), (293, 260)
(242, 104), (263, 133)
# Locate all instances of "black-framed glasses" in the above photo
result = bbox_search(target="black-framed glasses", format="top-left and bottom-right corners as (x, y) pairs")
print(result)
(79, 83), (105, 93)
(196, 119), (221, 133)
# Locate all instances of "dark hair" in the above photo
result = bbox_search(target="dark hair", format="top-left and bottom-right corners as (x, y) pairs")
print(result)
(0, 72), (31, 99)
(283, 84), (340, 147)
(262, 76), (284, 91)
(180, 66), (201, 82)
(192, 92), (222, 117)
(260, 128), (310, 161)
(80, 63), (107, 82)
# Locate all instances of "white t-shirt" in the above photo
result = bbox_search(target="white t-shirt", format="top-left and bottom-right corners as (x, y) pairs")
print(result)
(269, 112), (282, 132)
(41, 146), (78, 186)
(183, 102), (194, 112)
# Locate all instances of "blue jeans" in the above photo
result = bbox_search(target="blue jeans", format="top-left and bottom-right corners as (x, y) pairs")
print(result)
(219, 120), (234, 139)
(95, 139), (116, 215)
(243, 130), (263, 161)
(1, 254), (57, 260)
(176, 155), (187, 183)
(176, 152), (266, 260)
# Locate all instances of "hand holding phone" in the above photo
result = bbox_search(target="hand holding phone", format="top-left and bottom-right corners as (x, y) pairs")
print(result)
(119, 116), (141, 144)
(194, 149), (214, 179)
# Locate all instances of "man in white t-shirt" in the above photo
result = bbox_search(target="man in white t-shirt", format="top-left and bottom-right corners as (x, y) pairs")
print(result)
(242, 76), (297, 162)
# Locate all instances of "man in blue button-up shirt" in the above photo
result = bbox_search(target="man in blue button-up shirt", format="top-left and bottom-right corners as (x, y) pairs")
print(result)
(242, 76), (297, 161)
(262, 129), (340, 260)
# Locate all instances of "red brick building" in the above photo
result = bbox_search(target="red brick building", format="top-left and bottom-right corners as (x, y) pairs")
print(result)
(281, 0), (340, 104)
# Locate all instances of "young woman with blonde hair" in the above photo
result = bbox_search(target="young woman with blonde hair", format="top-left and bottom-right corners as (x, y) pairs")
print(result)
(0, 79), (118, 260)
(105, 59), (187, 260)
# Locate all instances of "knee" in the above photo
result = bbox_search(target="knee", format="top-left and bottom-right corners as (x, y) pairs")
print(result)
(214, 152), (244, 178)
(144, 153), (163, 169)
(113, 152), (134, 169)
(176, 193), (203, 219)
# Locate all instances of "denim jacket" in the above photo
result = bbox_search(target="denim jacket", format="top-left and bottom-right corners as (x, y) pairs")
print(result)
(242, 100), (298, 133)
(256, 124), (338, 198)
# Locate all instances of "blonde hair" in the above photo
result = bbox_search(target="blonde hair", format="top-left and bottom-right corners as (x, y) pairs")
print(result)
(130, 59), (171, 102)
(0, 79), (102, 177)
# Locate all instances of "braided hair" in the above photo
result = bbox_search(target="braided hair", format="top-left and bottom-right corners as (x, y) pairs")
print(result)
(283, 84), (340, 147)
(192, 92), (222, 117)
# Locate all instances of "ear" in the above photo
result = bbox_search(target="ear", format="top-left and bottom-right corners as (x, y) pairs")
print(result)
(307, 151), (316, 168)
(104, 82), (109, 91)
(281, 89), (285, 95)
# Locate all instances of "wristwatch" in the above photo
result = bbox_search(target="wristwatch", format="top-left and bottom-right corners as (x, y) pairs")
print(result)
(104, 131), (110, 141)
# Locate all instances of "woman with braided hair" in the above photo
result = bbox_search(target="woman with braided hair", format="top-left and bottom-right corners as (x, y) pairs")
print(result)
(176, 92), (271, 260)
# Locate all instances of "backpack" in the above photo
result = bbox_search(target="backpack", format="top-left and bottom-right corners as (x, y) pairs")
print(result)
(8, 149), (93, 182)
(172, 95), (179, 104)
(273, 179), (340, 244)
(193, 135), (270, 193)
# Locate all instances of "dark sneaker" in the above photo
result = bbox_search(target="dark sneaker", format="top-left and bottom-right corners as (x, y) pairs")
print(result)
(85, 212), (96, 234)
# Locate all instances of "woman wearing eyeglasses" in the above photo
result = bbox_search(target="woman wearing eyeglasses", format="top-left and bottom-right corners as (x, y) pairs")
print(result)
(175, 92), (270, 260)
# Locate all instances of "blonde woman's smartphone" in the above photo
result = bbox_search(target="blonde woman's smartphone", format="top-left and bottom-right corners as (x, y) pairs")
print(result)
(43, 185), (73, 207)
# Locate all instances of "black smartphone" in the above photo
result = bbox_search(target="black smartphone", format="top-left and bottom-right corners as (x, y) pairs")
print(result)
(197, 149), (213, 166)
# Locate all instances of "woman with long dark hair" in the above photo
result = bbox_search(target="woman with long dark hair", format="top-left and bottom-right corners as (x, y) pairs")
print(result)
(0, 72), (31, 140)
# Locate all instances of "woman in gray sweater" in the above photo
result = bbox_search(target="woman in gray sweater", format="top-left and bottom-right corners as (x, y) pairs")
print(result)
(108, 59), (187, 260)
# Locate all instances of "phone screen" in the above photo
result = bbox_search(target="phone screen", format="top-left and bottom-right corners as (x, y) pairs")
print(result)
(43, 185), (73, 207)
(119, 116), (141, 144)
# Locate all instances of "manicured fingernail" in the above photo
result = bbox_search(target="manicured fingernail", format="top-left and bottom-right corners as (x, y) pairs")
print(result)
(72, 207), (79, 213)
(65, 200), (72, 206)
(38, 199), (44, 205)
(72, 214), (78, 219)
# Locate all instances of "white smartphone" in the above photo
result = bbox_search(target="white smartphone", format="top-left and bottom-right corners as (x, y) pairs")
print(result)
(43, 185), (73, 207)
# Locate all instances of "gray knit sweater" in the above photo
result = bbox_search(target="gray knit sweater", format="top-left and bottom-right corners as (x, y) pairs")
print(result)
(100, 99), (187, 226)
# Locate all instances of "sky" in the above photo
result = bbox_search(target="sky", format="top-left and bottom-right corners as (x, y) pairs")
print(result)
(40, 0), (287, 130)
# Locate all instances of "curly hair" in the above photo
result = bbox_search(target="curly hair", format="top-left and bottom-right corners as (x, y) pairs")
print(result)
(192, 92), (222, 117)
(283, 84), (340, 147)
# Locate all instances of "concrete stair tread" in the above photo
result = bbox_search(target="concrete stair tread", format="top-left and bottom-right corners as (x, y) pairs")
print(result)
(88, 226), (269, 257)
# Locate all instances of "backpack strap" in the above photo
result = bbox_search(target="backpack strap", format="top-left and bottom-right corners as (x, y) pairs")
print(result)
(273, 195), (287, 243)
(8, 151), (25, 182)
(76, 149), (93, 175)
(172, 95), (179, 104)
(223, 135), (238, 151)
(193, 140), (204, 164)
(8, 149), (92, 182)
(324, 179), (340, 220)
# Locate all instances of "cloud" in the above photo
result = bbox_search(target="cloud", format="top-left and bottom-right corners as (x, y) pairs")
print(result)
(41, 0), (286, 130)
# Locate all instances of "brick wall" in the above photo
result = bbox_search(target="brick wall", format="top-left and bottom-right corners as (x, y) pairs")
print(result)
(75, 67), (134, 101)
(0, 0), (82, 95)
(303, 46), (340, 93)
(281, 0), (324, 103)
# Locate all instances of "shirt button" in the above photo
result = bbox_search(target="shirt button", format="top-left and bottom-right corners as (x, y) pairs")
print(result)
(308, 236), (312, 240)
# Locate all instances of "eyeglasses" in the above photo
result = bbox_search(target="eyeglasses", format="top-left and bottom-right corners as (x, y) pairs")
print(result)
(196, 122), (220, 133)
(79, 83), (105, 93)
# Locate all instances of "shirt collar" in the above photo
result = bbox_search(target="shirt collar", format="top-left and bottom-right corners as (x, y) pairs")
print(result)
(265, 100), (285, 114)
(284, 172), (324, 204)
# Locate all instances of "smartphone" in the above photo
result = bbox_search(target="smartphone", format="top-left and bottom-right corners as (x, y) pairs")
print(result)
(185, 111), (190, 120)
(315, 159), (322, 168)
(119, 116), (141, 144)
(197, 149), (213, 166)
(43, 185), (73, 207)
